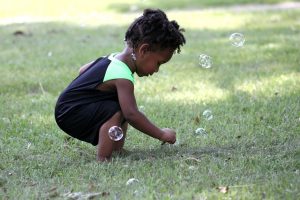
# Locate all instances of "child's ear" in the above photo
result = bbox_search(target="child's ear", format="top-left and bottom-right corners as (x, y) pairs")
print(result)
(138, 43), (150, 56)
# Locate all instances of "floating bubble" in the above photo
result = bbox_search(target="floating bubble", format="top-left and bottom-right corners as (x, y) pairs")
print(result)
(229, 33), (245, 47)
(139, 105), (145, 114)
(195, 128), (207, 135)
(108, 126), (123, 141)
(202, 109), (213, 120)
(126, 178), (139, 186)
(198, 54), (212, 68)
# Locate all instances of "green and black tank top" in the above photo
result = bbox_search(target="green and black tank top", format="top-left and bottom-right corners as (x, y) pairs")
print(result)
(55, 53), (134, 121)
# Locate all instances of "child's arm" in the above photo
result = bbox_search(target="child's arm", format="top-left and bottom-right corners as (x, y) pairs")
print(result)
(115, 79), (176, 143)
(79, 61), (94, 74)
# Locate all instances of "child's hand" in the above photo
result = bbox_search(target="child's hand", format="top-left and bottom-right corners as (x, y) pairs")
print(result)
(161, 128), (176, 144)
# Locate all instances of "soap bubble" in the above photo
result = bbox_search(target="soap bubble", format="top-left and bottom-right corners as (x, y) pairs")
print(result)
(229, 33), (245, 47)
(202, 109), (213, 120)
(139, 105), (145, 114)
(126, 178), (139, 186)
(195, 128), (207, 135)
(198, 54), (212, 68)
(108, 126), (123, 141)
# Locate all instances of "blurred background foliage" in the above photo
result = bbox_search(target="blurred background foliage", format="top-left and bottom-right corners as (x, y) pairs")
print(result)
(0, 0), (296, 19)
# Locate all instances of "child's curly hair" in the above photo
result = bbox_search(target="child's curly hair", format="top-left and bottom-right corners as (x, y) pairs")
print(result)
(125, 9), (186, 53)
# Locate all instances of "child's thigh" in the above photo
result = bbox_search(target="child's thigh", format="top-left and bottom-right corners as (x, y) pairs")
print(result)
(60, 100), (122, 145)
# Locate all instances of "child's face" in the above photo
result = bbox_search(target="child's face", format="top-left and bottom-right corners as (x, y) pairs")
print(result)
(136, 47), (174, 77)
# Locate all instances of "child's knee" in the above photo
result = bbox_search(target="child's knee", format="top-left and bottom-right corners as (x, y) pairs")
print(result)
(109, 110), (128, 127)
(112, 111), (124, 123)
(101, 111), (125, 130)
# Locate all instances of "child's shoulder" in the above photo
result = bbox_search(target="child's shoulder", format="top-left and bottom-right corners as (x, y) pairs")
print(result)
(103, 54), (135, 84)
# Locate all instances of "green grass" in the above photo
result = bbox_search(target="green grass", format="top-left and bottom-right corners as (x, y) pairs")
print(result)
(1, 1), (300, 199)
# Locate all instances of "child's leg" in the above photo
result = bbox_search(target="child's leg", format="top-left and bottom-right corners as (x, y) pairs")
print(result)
(113, 122), (128, 152)
(97, 111), (124, 162)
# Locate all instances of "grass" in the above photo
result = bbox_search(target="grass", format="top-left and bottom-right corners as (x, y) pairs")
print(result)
(0, 0), (300, 199)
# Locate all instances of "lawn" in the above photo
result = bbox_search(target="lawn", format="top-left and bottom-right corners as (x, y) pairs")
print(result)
(0, 0), (299, 199)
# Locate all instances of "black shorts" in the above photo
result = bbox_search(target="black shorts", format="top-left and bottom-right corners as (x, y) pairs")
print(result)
(55, 100), (121, 146)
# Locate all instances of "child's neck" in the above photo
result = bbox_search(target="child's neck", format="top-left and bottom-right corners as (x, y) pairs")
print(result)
(115, 46), (136, 74)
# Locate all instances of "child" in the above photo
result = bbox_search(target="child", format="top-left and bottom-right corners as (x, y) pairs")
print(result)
(54, 8), (186, 162)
